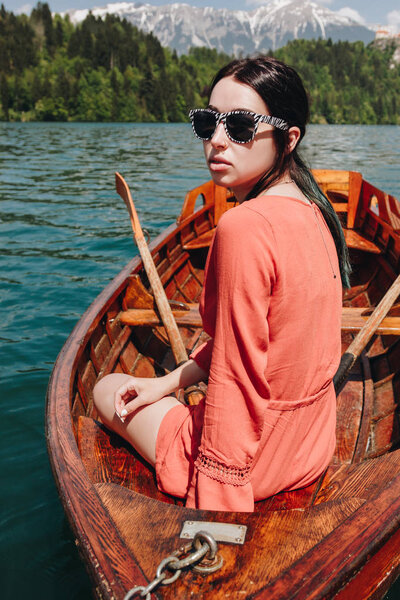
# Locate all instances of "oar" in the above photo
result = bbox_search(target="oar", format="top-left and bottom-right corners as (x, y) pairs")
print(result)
(116, 172), (188, 365)
(334, 273), (400, 394)
(115, 173), (205, 405)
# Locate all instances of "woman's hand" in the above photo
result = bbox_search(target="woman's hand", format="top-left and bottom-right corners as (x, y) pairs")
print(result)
(114, 376), (168, 421)
(114, 360), (208, 422)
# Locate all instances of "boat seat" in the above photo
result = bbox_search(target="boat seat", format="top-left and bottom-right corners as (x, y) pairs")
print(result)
(182, 227), (381, 255)
(119, 303), (202, 328)
(341, 306), (400, 335)
(77, 416), (183, 505)
(183, 228), (215, 250)
(315, 450), (400, 505)
(344, 230), (381, 254)
(119, 304), (400, 335)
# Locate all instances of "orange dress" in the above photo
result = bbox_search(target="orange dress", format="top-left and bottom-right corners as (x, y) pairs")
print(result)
(155, 195), (342, 512)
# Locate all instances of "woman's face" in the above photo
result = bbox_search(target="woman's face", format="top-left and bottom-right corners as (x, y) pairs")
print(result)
(203, 76), (279, 203)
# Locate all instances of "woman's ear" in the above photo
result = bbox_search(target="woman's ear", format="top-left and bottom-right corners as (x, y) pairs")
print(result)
(287, 126), (301, 154)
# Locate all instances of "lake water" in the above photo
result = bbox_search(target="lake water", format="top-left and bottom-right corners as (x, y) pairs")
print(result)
(1, 123), (399, 599)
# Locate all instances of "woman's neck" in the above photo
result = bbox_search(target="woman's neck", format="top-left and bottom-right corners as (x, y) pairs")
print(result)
(258, 177), (311, 204)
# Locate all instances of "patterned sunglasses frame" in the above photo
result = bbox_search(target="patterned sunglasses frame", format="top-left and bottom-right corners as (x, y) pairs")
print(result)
(189, 108), (289, 144)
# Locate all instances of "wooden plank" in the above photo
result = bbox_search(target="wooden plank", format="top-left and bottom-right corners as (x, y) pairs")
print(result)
(347, 171), (363, 229)
(123, 274), (155, 310)
(352, 353), (374, 463)
(331, 203), (348, 213)
(178, 180), (215, 222)
(315, 451), (400, 504)
(334, 376), (364, 464)
(98, 326), (132, 378)
(313, 169), (351, 190)
(95, 482), (362, 599)
(183, 228), (215, 250)
(159, 252), (190, 287)
(120, 305), (400, 335)
(256, 466), (400, 600)
(185, 215), (380, 257)
(77, 417), (177, 504)
(334, 525), (400, 600)
(341, 307), (400, 335)
(257, 477), (322, 512)
(371, 412), (400, 456)
(344, 229), (381, 253)
(119, 304), (202, 327)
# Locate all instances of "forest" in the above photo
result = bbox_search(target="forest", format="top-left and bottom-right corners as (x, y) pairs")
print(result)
(0, 2), (399, 124)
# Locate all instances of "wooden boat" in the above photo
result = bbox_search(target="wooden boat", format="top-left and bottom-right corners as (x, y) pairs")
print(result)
(46, 170), (400, 599)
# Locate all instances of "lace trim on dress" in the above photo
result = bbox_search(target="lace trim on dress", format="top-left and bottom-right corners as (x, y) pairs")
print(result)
(195, 449), (251, 486)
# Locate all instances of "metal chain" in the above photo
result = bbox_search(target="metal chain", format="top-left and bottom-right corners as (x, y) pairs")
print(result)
(123, 531), (219, 600)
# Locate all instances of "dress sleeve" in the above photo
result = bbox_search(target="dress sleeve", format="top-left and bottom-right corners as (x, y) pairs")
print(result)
(190, 339), (214, 373)
(185, 206), (278, 512)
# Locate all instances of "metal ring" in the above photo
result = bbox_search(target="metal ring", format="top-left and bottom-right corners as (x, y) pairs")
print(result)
(168, 299), (190, 311)
(193, 531), (218, 560)
(193, 553), (224, 574)
(171, 543), (209, 569)
(123, 586), (151, 600)
(142, 228), (151, 244)
(156, 555), (182, 585)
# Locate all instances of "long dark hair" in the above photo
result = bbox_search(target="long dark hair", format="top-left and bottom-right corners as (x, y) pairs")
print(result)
(210, 56), (351, 288)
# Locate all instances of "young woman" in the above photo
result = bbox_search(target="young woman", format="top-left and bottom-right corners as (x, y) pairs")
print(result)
(93, 56), (351, 512)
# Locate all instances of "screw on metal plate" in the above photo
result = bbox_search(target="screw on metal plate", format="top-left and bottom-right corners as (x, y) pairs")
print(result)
(180, 521), (247, 545)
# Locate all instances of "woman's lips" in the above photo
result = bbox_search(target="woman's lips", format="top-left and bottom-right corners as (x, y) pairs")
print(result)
(208, 156), (231, 171)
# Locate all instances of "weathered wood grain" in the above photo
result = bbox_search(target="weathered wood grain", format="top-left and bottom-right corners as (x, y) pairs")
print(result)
(96, 482), (363, 599)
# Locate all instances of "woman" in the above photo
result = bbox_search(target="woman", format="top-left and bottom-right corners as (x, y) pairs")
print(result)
(94, 56), (351, 512)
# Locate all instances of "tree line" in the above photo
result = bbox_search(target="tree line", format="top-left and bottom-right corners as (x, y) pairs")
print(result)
(0, 2), (399, 124)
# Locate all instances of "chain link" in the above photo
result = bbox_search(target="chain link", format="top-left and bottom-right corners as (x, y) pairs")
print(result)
(123, 531), (220, 600)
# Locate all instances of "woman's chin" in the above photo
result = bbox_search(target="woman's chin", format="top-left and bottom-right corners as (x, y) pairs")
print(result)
(209, 170), (232, 189)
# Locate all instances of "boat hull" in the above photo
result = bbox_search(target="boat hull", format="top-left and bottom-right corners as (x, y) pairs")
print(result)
(46, 171), (400, 598)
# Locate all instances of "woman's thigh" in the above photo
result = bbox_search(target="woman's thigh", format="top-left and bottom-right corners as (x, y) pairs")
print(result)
(93, 374), (181, 466)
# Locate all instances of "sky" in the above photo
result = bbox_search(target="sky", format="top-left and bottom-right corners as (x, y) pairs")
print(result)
(3, 0), (400, 32)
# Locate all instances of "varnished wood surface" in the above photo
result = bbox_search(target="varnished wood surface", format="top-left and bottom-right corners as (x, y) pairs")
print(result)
(344, 230), (381, 254)
(121, 304), (400, 335)
(96, 482), (363, 599)
(341, 307), (400, 335)
(183, 228), (216, 250)
(119, 304), (202, 328)
(119, 304), (400, 335)
(46, 170), (400, 599)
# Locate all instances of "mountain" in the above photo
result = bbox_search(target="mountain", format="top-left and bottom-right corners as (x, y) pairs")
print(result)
(62, 0), (375, 55)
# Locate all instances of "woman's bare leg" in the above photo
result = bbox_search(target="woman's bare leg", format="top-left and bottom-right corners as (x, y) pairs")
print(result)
(93, 374), (181, 466)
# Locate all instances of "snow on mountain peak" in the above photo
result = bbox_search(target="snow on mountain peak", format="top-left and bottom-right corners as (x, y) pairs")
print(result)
(61, 0), (375, 55)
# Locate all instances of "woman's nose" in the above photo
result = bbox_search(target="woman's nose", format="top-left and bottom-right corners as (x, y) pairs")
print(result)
(210, 122), (228, 149)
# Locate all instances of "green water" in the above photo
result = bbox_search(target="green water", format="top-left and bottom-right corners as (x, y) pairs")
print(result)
(1, 123), (399, 599)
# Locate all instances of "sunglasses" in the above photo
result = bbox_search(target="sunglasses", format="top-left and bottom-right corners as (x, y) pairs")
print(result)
(189, 108), (289, 144)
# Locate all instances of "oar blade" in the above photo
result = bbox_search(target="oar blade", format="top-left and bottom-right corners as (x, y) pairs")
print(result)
(115, 171), (131, 210)
(115, 172), (142, 237)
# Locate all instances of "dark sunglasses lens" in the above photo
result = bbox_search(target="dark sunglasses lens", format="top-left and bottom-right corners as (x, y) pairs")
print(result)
(226, 113), (256, 142)
(192, 111), (217, 139)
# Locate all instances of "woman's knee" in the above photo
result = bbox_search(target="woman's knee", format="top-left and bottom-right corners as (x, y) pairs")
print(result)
(93, 374), (132, 418)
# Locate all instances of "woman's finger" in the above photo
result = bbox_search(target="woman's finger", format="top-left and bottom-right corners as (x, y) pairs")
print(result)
(119, 395), (146, 418)
(114, 381), (138, 415)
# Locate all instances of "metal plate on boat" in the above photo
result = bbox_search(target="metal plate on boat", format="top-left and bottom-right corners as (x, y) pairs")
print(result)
(180, 521), (247, 544)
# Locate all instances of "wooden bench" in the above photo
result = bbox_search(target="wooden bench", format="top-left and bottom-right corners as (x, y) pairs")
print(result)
(119, 305), (400, 336)
(182, 226), (381, 255)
